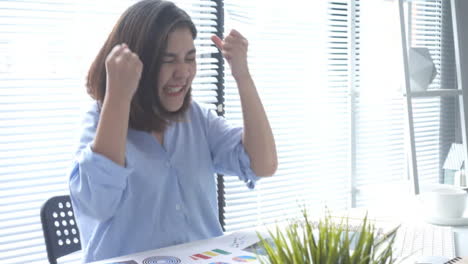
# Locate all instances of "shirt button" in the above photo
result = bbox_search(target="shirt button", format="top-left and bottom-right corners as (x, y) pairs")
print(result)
(175, 204), (181, 211)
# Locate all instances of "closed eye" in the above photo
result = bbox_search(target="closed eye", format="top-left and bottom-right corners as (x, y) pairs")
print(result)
(185, 49), (196, 63)
(162, 56), (175, 63)
(162, 49), (196, 63)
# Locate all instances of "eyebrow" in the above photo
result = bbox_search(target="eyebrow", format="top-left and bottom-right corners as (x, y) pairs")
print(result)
(163, 49), (196, 57)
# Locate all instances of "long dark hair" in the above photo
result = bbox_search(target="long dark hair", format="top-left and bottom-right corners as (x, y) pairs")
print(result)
(87, 0), (197, 132)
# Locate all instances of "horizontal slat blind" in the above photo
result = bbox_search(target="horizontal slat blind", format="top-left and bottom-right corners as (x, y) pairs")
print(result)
(355, 0), (458, 206)
(409, 0), (459, 188)
(0, 0), (220, 263)
(354, 0), (420, 206)
(176, 0), (221, 109)
(222, 0), (351, 232)
(0, 1), (113, 262)
(354, 0), (407, 206)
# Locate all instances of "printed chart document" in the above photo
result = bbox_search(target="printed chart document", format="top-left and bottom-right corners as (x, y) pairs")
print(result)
(91, 230), (266, 264)
(89, 210), (456, 264)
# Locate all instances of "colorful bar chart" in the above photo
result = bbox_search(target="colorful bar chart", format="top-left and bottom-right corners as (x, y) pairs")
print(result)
(189, 248), (232, 260)
(232, 256), (257, 262)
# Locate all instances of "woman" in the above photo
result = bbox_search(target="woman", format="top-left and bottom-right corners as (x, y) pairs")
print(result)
(69, 0), (277, 262)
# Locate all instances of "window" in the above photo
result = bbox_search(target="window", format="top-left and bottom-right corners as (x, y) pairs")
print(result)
(221, 0), (459, 231)
(0, 0), (459, 262)
(408, 0), (459, 189)
(0, 0), (220, 263)
(354, 0), (459, 206)
(222, 0), (352, 231)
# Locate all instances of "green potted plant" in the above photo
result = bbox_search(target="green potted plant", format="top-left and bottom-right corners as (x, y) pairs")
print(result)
(256, 209), (400, 264)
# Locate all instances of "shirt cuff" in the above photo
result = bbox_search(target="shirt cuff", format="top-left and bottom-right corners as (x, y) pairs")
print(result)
(78, 144), (133, 190)
(238, 144), (262, 189)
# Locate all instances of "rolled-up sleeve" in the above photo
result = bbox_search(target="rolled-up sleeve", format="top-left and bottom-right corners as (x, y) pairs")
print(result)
(203, 106), (260, 189)
(69, 145), (133, 221)
(68, 102), (132, 221)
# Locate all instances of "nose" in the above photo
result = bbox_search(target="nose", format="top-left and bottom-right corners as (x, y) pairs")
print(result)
(173, 62), (191, 80)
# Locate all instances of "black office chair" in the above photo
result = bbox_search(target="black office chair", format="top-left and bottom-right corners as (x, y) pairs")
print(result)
(40, 195), (81, 264)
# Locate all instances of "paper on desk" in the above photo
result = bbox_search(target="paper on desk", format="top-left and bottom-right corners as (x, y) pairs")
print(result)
(101, 230), (266, 264)
(98, 212), (404, 264)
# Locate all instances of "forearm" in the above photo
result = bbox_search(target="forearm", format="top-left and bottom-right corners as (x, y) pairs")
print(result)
(70, 151), (131, 221)
(211, 29), (277, 176)
(237, 75), (277, 176)
(92, 95), (131, 166)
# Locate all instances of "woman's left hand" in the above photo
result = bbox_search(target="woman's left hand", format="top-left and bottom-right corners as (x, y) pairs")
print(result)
(211, 29), (250, 80)
(213, 30), (277, 177)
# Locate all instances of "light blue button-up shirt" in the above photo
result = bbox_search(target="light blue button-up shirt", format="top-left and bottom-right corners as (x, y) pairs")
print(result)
(68, 101), (259, 263)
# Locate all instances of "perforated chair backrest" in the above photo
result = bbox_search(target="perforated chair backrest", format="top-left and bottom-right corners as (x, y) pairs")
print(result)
(40, 195), (81, 264)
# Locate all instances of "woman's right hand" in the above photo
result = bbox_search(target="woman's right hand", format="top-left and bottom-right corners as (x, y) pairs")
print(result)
(105, 43), (143, 103)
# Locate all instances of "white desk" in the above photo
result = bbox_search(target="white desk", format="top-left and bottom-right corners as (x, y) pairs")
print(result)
(348, 202), (468, 258)
(88, 217), (468, 264)
(455, 226), (468, 256)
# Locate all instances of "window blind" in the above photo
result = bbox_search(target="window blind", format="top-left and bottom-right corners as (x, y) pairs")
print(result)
(1, 0), (460, 262)
(220, 0), (459, 222)
(0, 0), (221, 263)
(409, 0), (459, 189)
(354, 0), (458, 206)
(353, 0), (407, 207)
(221, 0), (351, 232)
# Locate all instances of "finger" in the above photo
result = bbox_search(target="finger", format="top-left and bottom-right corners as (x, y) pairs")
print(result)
(222, 51), (231, 61)
(229, 29), (243, 38)
(130, 53), (143, 68)
(222, 41), (246, 51)
(226, 31), (247, 48)
(130, 52), (140, 61)
(222, 42), (233, 51)
(224, 35), (235, 44)
(121, 47), (132, 57)
(115, 43), (131, 58)
(116, 48), (132, 63)
(107, 44), (125, 60)
(211, 35), (224, 50)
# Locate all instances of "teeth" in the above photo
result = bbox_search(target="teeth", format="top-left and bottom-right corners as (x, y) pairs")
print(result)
(166, 86), (183, 93)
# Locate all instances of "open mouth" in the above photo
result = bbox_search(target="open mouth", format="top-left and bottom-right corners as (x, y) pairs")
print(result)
(164, 85), (185, 97)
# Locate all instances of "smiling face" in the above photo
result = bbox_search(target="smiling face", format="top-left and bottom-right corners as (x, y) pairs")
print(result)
(157, 26), (196, 112)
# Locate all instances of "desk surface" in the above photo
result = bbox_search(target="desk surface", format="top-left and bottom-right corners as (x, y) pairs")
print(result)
(455, 226), (468, 256)
(89, 218), (468, 264)
(343, 205), (468, 257)
(89, 230), (262, 264)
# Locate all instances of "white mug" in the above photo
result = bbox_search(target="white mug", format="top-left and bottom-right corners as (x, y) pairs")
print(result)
(422, 188), (467, 219)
